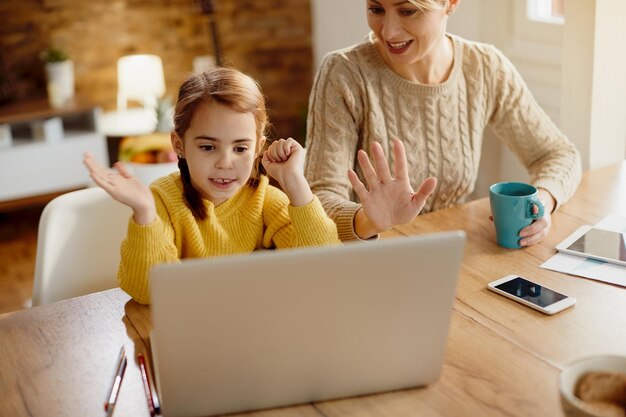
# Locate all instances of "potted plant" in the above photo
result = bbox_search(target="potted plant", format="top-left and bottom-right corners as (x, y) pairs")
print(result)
(40, 47), (74, 108)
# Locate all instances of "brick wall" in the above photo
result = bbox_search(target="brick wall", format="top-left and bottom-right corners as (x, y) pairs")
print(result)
(0, 0), (313, 140)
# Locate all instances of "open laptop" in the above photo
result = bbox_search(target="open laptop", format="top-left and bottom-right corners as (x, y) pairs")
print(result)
(150, 231), (465, 417)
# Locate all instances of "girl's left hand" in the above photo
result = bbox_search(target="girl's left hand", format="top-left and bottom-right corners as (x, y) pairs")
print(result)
(262, 138), (304, 179)
(262, 138), (313, 206)
(517, 189), (555, 246)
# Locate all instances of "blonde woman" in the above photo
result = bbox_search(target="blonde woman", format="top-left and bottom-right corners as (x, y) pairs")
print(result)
(305, 0), (581, 246)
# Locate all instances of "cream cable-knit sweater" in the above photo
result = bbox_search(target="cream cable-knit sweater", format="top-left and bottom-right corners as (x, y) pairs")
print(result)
(118, 173), (340, 304)
(304, 33), (581, 242)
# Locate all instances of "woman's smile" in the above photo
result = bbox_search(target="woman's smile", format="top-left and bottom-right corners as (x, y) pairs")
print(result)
(386, 40), (413, 54)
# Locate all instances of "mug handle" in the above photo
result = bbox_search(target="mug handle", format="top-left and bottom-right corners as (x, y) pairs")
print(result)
(526, 198), (545, 219)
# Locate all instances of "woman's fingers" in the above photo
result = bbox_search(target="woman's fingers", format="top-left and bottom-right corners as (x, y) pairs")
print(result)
(348, 169), (368, 201)
(519, 216), (550, 246)
(411, 177), (437, 208)
(371, 142), (392, 184)
(357, 149), (380, 191)
(356, 140), (408, 188)
(392, 139), (409, 181)
(520, 216), (547, 238)
(520, 226), (548, 246)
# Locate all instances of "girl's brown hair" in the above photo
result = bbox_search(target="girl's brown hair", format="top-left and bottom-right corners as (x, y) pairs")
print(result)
(173, 67), (269, 220)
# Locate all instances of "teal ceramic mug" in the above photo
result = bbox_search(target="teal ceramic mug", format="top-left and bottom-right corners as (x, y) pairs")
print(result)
(489, 182), (545, 249)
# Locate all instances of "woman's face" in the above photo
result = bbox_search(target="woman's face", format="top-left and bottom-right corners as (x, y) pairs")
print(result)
(366, 0), (448, 68)
(172, 100), (259, 206)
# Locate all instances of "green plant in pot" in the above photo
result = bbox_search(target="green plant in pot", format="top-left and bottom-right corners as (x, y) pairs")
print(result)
(40, 47), (70, 64)
(40, 46), (74, 108)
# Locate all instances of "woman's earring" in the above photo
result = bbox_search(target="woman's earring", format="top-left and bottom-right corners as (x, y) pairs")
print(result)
(177, 153), (184, 160)
(447, 9), (453, 15)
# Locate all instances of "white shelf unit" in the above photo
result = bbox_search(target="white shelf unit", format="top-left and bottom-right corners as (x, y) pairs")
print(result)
(0, 100), (109, 203)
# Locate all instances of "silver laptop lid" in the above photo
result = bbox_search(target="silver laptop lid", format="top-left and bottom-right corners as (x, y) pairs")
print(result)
(150, 231), (465, 417)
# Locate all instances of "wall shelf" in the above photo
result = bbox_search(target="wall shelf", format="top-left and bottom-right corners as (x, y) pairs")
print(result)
(0, 98), (109, 206)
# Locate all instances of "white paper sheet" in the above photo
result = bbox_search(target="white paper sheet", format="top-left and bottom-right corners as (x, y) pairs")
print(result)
(540, 214), (626, 287)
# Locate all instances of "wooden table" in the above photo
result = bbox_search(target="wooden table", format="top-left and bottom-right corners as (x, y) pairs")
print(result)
(1, 163), (625, 417)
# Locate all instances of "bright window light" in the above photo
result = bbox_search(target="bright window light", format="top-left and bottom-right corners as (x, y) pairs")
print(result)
(527, 0), (564, 25)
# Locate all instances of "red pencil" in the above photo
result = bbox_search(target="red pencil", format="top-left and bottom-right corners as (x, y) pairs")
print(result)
(138, 352), (155, 416)
(142, 351), (162, 415)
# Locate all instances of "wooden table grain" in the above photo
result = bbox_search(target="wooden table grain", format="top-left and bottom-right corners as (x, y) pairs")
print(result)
(1, 163), (624, 417)
(393, 163), (626, 368)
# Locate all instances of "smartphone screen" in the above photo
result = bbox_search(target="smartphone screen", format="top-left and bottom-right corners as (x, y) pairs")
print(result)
(567, 228), (626, 262)
(494, 277), (567, 307)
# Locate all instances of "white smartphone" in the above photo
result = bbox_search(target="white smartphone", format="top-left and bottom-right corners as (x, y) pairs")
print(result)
(487, 275), (576, 315)
(555, 225), (626, 267)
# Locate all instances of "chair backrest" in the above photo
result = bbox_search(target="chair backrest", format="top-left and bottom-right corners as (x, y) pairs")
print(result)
(32, 187), (131, 306)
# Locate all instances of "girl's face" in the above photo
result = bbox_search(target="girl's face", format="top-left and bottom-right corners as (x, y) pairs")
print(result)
(173, 100), (260, 206)
(366, 0), (448, 68)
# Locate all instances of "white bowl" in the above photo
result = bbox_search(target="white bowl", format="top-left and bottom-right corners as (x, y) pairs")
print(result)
(559, 355), (626, 417)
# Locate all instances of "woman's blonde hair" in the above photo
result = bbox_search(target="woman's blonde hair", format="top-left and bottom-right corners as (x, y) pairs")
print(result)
(407, 0), (447, 12)
(173, 67), (269, 220)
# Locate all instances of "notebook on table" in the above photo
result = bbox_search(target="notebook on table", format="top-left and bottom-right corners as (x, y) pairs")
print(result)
(149, 231), (466, 417)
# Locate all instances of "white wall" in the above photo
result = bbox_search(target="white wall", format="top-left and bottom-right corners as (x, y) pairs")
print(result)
(560, 0), (626, 170)
(467, 0), (567, 196)
(311, 0), (369, 70)
(447, 0), (481, 39)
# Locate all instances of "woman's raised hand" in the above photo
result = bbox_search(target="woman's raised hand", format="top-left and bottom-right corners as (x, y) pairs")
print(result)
(348, 139), (437, 238)
(83, 153), (156, 224)
(262, 138), (313, 207)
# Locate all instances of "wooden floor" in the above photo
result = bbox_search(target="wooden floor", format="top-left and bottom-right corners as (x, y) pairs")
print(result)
(0, 205), (43, 314)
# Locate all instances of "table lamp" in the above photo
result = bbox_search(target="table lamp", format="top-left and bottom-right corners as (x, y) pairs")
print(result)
(117, 54), (165, 112)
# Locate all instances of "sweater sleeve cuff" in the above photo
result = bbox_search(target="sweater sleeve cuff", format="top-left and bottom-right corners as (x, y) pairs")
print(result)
(287, 196), (331, 228)
(533, 178), (567, 211)
(126, 217), (164, 248)
(333, 203), (379, 242)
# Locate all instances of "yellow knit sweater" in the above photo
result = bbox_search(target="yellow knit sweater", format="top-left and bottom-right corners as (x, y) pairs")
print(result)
(118, 173), (340, 304)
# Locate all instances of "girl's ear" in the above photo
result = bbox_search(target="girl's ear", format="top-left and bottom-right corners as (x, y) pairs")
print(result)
(171, 132), (184, 158)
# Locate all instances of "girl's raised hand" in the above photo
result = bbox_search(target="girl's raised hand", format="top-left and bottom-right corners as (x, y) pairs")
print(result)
(83, 153), (156, 224)
(349, 139), (437, 236)
(262, 138), (313, 207)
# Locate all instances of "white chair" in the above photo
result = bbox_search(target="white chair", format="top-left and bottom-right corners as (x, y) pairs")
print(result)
(32, 187), (131, 306)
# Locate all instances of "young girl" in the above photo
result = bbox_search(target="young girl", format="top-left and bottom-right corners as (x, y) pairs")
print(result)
(84, 67), (340, 305)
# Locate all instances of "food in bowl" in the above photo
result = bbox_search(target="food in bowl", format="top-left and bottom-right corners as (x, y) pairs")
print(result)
(575, 371), (626, 417)
(118, 133), (177, 164)
(560, 356), (626, 417)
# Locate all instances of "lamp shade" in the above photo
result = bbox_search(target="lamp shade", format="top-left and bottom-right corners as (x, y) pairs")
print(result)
(117, 54), (165, 109)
